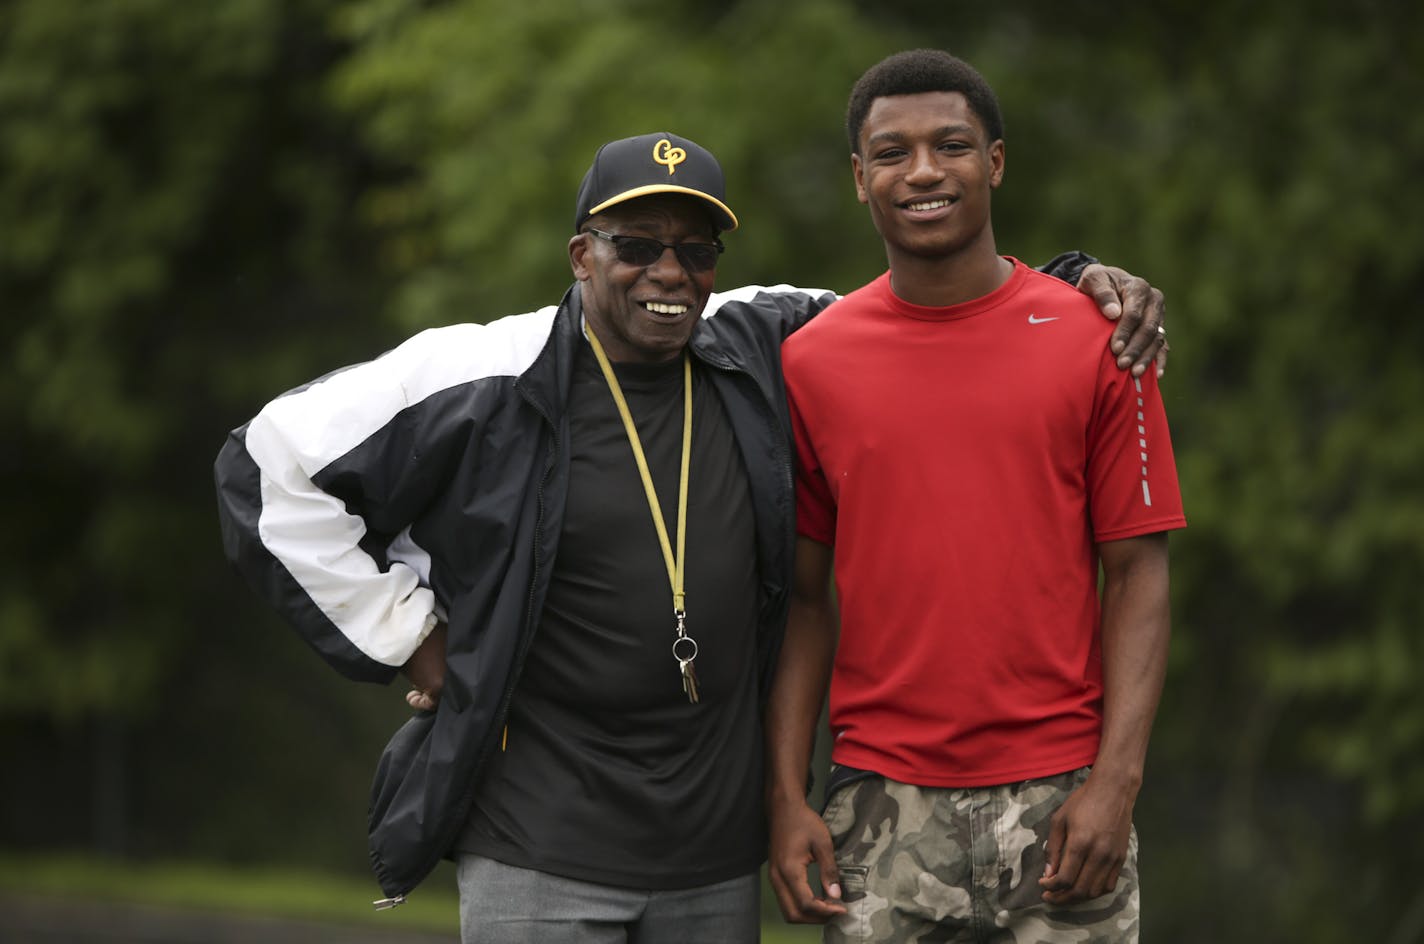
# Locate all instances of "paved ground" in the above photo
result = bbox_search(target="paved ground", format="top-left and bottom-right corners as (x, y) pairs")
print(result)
(0, 894), (457, 943)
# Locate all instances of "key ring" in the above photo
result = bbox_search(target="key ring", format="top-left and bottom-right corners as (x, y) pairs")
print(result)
(672, 635), (699, 663)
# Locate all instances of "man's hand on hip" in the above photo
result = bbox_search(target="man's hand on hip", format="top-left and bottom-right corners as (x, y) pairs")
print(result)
(402, 621), (447, 712)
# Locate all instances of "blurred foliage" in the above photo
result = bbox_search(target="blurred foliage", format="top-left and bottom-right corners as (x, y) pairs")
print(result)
(0, 0), (409, 869)
(324, 0), (895, 325)
(1, 0), (1421, 940)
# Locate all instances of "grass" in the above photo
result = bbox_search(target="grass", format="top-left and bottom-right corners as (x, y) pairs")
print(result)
(0, 852), (459, 932)
(0, 853), (821, 942)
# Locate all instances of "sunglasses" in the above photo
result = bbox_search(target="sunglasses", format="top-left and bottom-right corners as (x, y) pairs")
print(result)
(586, 229), (725, 273)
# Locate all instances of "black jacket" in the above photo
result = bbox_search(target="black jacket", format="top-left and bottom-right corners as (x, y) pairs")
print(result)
(215, 281), (835, 898)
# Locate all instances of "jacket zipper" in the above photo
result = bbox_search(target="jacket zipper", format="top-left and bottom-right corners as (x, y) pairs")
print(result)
(377, 327), (785, 905)
(700, 354), (795, 683)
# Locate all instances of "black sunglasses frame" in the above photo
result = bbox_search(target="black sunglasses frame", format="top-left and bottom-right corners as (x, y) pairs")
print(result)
(586, 229), (725, 273)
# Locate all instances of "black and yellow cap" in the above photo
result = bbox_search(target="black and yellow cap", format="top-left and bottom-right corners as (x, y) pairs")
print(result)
(573, 132), (738, 233)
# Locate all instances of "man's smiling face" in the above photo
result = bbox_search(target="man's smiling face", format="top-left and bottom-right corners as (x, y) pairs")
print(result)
(852, 90), (1004, 263)
(570, 194), (720, 363)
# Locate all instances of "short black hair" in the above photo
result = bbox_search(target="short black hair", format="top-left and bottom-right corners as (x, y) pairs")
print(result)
(845, 49), (1004, 154)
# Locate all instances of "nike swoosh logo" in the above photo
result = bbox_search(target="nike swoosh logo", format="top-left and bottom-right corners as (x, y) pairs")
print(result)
(1027, 314), (1058, 324)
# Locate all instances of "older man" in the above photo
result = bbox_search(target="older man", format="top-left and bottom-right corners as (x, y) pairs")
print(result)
(215, 131), (1164, 943)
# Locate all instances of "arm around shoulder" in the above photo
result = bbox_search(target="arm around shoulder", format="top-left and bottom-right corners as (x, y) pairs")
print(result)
(1038, 251), (1168, 377)
(704, 284), (840, 344)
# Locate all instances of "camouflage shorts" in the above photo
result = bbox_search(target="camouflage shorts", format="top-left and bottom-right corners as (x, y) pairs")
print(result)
(821, 767), (1139, 944)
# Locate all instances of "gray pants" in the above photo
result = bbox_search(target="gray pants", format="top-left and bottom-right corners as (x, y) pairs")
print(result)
(456, 854), (760, 944)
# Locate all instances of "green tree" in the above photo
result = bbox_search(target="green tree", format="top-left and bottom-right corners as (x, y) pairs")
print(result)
(0, 0), (403, 864)
(325, 0), (900, 329)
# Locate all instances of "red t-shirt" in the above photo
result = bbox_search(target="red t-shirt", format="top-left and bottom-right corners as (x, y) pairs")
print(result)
(782, 260), (1186, 787)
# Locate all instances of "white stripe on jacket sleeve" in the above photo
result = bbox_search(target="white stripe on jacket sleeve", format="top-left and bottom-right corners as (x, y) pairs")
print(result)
(243, 308), (556, 668)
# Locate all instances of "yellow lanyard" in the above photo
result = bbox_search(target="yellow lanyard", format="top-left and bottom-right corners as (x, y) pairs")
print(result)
(584, 325), (700, 701)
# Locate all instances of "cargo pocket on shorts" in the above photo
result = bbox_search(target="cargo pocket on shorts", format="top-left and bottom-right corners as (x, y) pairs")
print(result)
(822, 778), (875, 943)
(825, 865), (871, 944)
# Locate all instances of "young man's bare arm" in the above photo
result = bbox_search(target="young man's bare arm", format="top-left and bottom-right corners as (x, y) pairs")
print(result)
(1040, 532), (1172, 904)
(765, 536), (846, 924)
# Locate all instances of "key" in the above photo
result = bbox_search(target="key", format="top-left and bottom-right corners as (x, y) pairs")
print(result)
(672, 620), (700, 704)
(680, 658), (700, 704)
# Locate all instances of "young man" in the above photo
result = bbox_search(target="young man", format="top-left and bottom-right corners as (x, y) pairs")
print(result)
(767, 51), (1187, 943)
(216, 131), (1165, 943)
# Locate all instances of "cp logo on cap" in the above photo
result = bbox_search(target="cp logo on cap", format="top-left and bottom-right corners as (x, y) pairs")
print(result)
(653, 138), (687, 175)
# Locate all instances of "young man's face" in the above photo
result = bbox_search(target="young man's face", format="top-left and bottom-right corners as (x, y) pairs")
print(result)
(570, 194), (720, 363)
(852, 91), (1004, 262)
